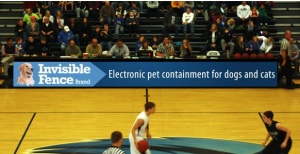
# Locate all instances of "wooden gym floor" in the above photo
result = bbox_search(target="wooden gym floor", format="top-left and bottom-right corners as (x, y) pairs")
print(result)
(0, 88), (299, 153)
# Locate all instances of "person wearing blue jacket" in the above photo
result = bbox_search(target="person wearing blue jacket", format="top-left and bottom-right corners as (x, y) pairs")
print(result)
(114, 12), (125, 37)
(58, 26), (74, 53)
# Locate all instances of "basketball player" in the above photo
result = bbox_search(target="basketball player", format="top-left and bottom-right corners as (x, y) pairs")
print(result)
(129, 102), (156, 154)
(103, 131), (125, 154)
(257, 111), (292, 154)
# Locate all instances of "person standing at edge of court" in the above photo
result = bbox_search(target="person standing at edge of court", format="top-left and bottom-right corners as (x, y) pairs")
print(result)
(278, 30), (294, 89)
(255, 111), (292, 154)
(129, 102), (156, 154)
(103, 131), (125, 154)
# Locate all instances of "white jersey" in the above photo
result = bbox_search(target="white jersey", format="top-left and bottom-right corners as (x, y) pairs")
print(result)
(130, 111), (149, 138)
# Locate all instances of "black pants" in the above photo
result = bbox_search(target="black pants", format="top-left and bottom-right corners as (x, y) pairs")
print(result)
(278, 55), (293, 87)
(260, 138), (292, 154)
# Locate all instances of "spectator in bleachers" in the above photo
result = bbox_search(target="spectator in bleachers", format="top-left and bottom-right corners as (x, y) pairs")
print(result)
(38, 37), (51, 56)
(183, 1), (194, 12)
(54, 10), (65, 34)
(135, 35), (145, 52)
(14, 19), (26, 42)
(65, 40), (82, 57)
(91, 25), (101, 43)
(162, 6), (179, 37)
(75, 1), (89, 19)
(219, 1), (229, 17)
(258, 1), (274, 13)
(115, 3), (127, 19)
(100, 1), (115, 25)
(111, 2), (129, 11)
(49, 1), (63, 18)
(80, 17), (92, 46)
(150, 35), (160, 52)
(23, 8), (40, 25)
(43, 10), (54, 23)
(146, 1), (159, 19)
(171, 1), (183, 17)
(194, 1), (208, 21)
(1, 38), (15, 78)
(85, 38), (102, 57)
(179, 38), (192, 57)
(58, 26), (74, 53)
(249, 6), (259, 26)
(24, 36), (38, 55)
(221, 27), (235, 55)
(128, 2), (141, 19)
(206, 23), (221, 51)
(214, 17), (224, 33)
(156, 36), (175, 57)
(139, 39), (153, 51)
(68, 18), (80, 45)
(40, 17), (55, 45)
(64, 1), (74, 11)
(289, 37), (299, 78)
(257, 35), (274, 53)
(23, 1), (36, 14)
(126, 11), (139, 37)
(236, 1), (251, 28)
(114, 12), (125, 37)
(14, 37), (25, 55)
(87, 1), (100, 20)
(225, 18), (236, 35)
(243, 21), (257, 43)
(258, 4), (269, 27)
(108, 39), (130, 57)
(233, 36), (246, 55)
(182, 7), (195, 37)
(208, 5), (220, 24)
(246, 36), (260, 54)
(100, 24), (113, 51)
(26, 16), (40, 41)
(33, 2), (45, 20)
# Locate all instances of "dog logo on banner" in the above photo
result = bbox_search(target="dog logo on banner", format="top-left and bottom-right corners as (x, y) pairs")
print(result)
(17, 63), (35, 86)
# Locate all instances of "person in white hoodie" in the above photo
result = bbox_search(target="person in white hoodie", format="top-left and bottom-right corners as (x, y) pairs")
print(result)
(182, 7), (194, 37)
(257, 35), (274, 53)
(236, 1), (251, 28)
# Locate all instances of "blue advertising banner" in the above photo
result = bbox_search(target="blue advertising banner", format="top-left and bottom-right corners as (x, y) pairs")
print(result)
(13, 61), (278, 87)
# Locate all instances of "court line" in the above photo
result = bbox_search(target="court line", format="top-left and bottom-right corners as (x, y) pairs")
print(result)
(14, 112), (36, 154)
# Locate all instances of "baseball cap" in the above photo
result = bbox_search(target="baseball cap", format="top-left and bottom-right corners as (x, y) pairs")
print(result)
(64, 26), (70, 32)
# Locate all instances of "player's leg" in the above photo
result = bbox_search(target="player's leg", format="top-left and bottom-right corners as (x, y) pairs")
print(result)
(280, 138), (292, 154)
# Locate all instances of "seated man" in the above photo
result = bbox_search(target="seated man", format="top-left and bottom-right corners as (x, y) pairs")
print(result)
(25, 36), (38, 55)
(38, 37), (51, 56)
(156, 36), (175, 58)
(1, 38), (15, 78)
(290, 37), (299, 78)
(182, 7), (194, 37)
(85, 38), (102, 58)
(58, 26), (74, 53)
(162, 6), (179, 37)
(65, 40), (82, 57)
(108, 39), (130, 57)
(40, 17), (54, 45)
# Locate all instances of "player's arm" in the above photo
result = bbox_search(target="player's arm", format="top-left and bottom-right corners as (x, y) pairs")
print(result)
(281, 50), (287, 66)
(263, 133), (270, 146)
(276, 123), (291, 148)
(131, 119), (144, 146)
(146, 124), (152, 140)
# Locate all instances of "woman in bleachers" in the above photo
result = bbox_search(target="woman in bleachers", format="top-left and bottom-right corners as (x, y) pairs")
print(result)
(54, 10), (65, 35)
(100, 24), (113, 51)
(257, 35), (274, 54)
(221, 27), (235, 55)
(139, 39), (153, 51)
(243, 20), (258, 43)
(249, 6), (259, 26)
(149, 35), (160, 52)
(258, 4), (269, 27)
(91, 25), (101, 43)
(68, 18), (80, 45)
(179, 38), (193, 57)
(80, 17), (92, 46)
(206, 23), (221, 51)
(43, 10), (54, 23)
(135, 35), (145, 53)
(225, 18), (236, 35)
(246, 36), (261, 54)
(233, 36), (246, 56)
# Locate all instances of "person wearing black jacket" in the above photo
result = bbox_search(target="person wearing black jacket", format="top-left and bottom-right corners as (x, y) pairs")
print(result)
(25, 36), (38, 55)
(40, 17), (55, 45)
(80, 17), (92, 46)
(100, 24), (113, 50)
(162, 6), (178, 37)
(126, 11), (139, 37)
(75, 1), (88, 19)
(91, 25), (101, 43)
(206, 23), (221, 51)
(221, 27), (235, 54)
(68, 18), (80, 45)
(14, 19), (26, 42)
(38, 37), (51, 56)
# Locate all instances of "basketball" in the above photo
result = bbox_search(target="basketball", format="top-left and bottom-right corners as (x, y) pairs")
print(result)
(258, 53), (266, 59)
(250, 53), (258, 59)
(233, 53), (241, 59)
(137, 140), (149, 153)
(241, 53), (249, 59)
(266, 53), (274, 59)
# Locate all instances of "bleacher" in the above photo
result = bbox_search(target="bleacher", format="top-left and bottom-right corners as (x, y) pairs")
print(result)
(0, 1), (300, 56)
